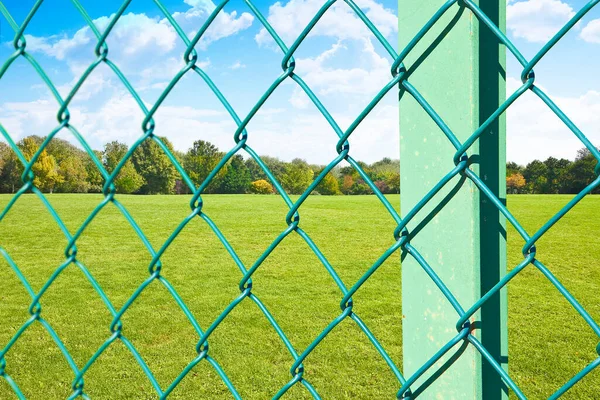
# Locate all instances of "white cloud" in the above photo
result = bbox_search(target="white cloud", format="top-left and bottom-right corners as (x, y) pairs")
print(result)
(0, 92), (233, 154)
(172, 0), (253, 49)
(580, 19), (600, 44)
(23, 1), (252, 83)
(290, 38), (390, 100)
(25, 13), (177, 61)
(245, 103), (398, 163)
(255, 0), (397, 46)
(507, 0), (575, 43)
(506, 77), (600, 164)
(24, 29), (91, 60)
(229, 61), (246, 70)
(0, 84), (398, 165)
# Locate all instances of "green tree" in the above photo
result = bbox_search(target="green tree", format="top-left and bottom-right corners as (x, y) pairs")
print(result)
(563, 148), (597, 194)
(543, 157), (571, 194)
(0, 148), (22, 193)
(115, 161), (145, 194)
(132, 138), (178, 194)
(0, 142), (7, 176)
(219, 155), (251, 194)
(523, 160), (548, 194)
(184, 140), (225, 193)
(245, 156), (287, 184)
(0, 142), (22, 193)
(86, 150), (105, 193)
(316, 172), (341, 195)
(369, 158), (399, 184)
(280, 158), (313, 195)
(506, 162), (524, 177)
(19, 137), (62, 193)
(42, 137), (90, 193)
(103, 141), (144, 194)
(386, 172), (400, 194)
(56, 156), (89, 193)
(103, 141), (128, 172)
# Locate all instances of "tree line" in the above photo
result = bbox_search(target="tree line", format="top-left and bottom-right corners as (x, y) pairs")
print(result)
(507, 148), (599, 194)
(0, 135), (400, 195)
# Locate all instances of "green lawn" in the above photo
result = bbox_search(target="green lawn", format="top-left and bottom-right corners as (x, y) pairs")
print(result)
(0, 194), (598, 399)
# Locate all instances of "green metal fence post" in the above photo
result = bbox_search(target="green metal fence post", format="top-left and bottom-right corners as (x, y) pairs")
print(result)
(399, 1), (507, 398)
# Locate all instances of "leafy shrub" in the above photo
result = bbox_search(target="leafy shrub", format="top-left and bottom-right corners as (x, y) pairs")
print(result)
(250, 179), (274, 194)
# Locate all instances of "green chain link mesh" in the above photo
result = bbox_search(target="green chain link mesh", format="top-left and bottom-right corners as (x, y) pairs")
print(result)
(1, 0), (599, 398)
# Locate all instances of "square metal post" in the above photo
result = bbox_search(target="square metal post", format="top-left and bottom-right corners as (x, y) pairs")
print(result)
(399, 1), (507, 398)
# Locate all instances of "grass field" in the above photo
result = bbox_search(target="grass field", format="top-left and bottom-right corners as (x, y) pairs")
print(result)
(0, 194), (598, 399)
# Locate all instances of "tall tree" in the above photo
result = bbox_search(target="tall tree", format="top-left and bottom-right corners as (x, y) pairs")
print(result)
(316, 172), (341, 195)
(543, 157), (571, 194)
(103, 141), (144, 194)
(103, 141), (128, 173)
(280, 158), (313, 195)
(563, 148), (598, 194)
(506, 162), (524, 177)
(183, 140), (225, 192)
(86, 150), (105, 193)
(219, 155), (251, 194)
(19, 137), (62, 193)
(56, 156), (89, 193)
(523, 160), (548, 194)
(132, 138), (178, 194)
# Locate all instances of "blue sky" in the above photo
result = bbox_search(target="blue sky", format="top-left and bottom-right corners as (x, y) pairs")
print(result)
(0, 0), (599, 165)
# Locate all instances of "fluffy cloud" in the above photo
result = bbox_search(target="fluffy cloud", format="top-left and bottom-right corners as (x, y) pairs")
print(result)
(507, 0), (575, 43)
(245, 104), (398, 164)
(23, 1), (252, 75)
(0, 91), (233, 154)
(0, 87), (398, 165)
(228, 61), (246, 70)
(580, 19), (600, 44)
(255, 0), (397, 46)
(25, 13), (177, 61)
(506, 77), (600, 164)
(172, 0), (253, 49)
(288, 38), (391, 108)
(24, 29), (91, 60)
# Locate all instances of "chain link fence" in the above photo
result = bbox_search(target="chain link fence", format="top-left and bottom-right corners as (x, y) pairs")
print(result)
(0, 0), (599, 398)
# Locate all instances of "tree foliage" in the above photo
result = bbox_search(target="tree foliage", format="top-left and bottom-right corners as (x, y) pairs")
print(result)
(507, 148), (599, 194)
(279, 158), (313, 195)
(316, 172), (341, 195)
(219, 155), (251, 194)
(103, 141), (144, 194)
(507, 173), (526, 194)
(132, 138), (177, 194)
(5, 136), (599, 197)
(184, 140), (224, 193)
(19, 137), (62, 193)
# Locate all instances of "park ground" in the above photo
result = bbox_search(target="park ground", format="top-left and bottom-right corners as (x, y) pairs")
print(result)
(0, 194), (599, 399)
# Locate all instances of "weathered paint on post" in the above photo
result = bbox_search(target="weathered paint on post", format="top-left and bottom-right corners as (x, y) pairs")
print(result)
(399, 1), (507, 399)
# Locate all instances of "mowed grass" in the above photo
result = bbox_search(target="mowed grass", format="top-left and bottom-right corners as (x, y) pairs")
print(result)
(0, 194), (598, 399)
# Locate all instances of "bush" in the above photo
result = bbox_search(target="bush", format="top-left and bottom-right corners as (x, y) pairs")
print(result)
(250, 179), (274, 194)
